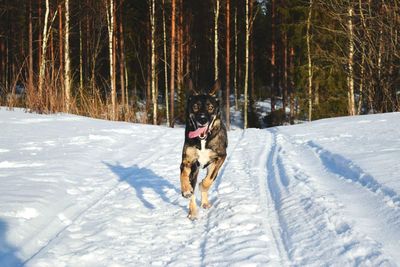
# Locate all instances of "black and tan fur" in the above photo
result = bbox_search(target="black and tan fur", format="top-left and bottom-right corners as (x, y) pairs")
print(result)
(180, 80), (228, 220)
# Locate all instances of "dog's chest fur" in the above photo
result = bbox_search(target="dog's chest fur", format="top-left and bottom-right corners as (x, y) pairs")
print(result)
(197, 140), (212, 167)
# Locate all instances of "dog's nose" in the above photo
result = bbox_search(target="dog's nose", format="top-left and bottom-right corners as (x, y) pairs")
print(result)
(198, 114), (208, 125)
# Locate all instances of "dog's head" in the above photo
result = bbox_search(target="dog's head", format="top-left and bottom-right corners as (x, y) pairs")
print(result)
(186, 80), (221, 140)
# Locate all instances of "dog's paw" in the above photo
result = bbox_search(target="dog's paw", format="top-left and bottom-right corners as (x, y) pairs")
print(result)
(201, 202), (212, 209)
(187, 212), (198, 221)
(181, 190), (193, 198)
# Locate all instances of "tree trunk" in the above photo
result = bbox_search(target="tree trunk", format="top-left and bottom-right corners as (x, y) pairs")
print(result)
(146, 24), (151, 122)
(377, 3), (384, 112)
(0, 40), (3, 89)
(306, 0), (313, 121)
(86, 0), (92, 97)
(58, 4), (64, 101)
(38, 0), (42, 71)
(250, 0), (254, 100)
(49, 10), (55, 109)
(283, 31), (288, 119)
(112, 1), (117, 118)
(150, 0), (157, 125)
(358, 46), (365, 115)
(79, 4), (84, 96)
(170, 0), (176, 127)
(289, 46), (295, 124)
(162, 0), (170, 127)
(271, 0), (276, 114)
(177, 0), (184, 120)
(234, 6), (238, 111)
(38, 0), (50, 111)
(214, 0), (220, 81)
(119, 0), (126, 112)
(64, 0), (71, 113)
(347, 4), (356, 116)
(28, 0), (34, 103)
(106, 0), (117, 120)
(185, 18), (191, 78)
(244, 0), (249, 129)
(225, 0), (230, 129)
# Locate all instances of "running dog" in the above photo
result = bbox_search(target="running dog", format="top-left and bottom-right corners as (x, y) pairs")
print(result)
(180, 80), (228, 220)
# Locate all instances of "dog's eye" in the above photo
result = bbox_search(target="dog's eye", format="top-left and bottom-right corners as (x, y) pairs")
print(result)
(193, 104), (199, 112)
(207, 104), (214, 113)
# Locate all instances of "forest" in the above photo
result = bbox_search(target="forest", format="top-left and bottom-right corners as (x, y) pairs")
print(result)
(0, 0), (399, 128)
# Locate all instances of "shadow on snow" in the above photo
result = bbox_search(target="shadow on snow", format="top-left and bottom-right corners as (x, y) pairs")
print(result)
(104, 162), (181, 210)
(0, 220), (23, 267)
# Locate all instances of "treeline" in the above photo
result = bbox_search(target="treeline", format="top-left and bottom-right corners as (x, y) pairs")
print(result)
(0, 0), (399, 128)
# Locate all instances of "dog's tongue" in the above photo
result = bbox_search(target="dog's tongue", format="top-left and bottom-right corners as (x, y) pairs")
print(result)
(188, 126), (208, 139)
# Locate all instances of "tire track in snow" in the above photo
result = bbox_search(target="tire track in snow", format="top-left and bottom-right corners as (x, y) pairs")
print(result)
(299, 140), (400, 263)
(24, 129), (182, 265)
(306, 141), (400, 209)
(271, 130), (397, 265)
(265, 128), (292, 263)
(199, 130), (245, 266)
(199, 129), (287, 266)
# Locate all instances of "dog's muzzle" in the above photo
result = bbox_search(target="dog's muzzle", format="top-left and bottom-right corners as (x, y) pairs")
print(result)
(188, 114), (217, 140)
(196, 113), (209, 127)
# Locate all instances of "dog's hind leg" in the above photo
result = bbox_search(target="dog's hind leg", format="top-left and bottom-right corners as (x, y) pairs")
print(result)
(187, 194), (198, 220)
(199, 155), (226, 209)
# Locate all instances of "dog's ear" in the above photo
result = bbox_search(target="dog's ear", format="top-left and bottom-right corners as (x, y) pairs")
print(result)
(208, 79), (221, 96)
(187, 78), (200, 96)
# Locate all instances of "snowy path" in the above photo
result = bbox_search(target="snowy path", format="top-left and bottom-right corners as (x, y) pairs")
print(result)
(26, 130), (285, 266)
(0, 109), (399, 266)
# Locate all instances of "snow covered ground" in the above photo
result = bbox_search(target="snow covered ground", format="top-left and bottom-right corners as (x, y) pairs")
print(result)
(0, 107), (399, 266)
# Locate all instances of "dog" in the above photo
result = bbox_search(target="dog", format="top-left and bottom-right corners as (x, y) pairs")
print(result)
(180, 80), (228, 220)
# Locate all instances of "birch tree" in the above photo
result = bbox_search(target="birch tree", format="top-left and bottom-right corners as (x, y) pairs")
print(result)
(214, 0), (220, 81)
(162, 0), (170, 126)
(149, 0), (157, 125)
(38, 0), (50, 109)
(225, 0), (231, 129)
(119, 0), (127, 111)
(347, 3), (356, 115)
(64, 0), (71, 112)
(106, 0), (117, 120)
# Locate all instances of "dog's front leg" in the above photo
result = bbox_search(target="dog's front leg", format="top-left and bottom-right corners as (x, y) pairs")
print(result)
(180, 146), (198, 198)
(199, 155), (226, 209)
(180, 147), (199, 220)
(180, 159), (194, 198)
(180, 160), (199, 220)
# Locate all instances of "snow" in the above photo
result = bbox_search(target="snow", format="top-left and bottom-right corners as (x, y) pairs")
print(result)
(0, 107), (399, 266)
